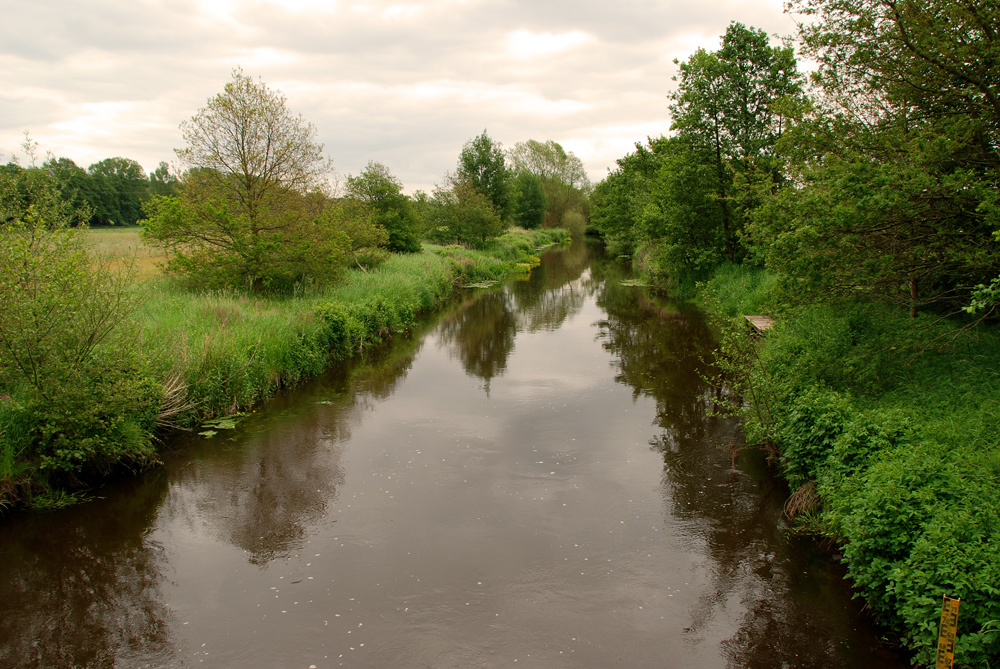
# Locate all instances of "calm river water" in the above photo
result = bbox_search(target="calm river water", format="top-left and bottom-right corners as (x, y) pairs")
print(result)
(0, 241), (906, 667)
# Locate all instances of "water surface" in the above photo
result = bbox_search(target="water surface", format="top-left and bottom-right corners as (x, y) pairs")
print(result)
(0, 241), (906, 667)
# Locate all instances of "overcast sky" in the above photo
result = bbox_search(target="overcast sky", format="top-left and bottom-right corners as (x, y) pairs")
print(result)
(1, 0), (798, 193)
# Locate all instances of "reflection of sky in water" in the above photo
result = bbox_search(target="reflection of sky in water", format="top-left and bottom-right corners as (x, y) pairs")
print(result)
(0, 241), (906, 668)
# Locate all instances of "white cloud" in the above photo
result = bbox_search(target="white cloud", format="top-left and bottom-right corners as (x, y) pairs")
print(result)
(504, 30), (595, 60)
(0, 0), (799, 185)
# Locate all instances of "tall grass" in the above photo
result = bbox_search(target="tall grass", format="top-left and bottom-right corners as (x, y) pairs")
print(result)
(85, 227), (166, 280)
(138, 251), (459, 422)
(699, 262), (778, 317)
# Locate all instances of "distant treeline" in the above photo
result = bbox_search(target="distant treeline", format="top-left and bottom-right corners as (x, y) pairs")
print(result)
(2, 155), (179, 227)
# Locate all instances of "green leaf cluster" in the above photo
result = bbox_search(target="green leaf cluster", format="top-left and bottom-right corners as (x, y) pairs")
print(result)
(0, 166), (159, 497)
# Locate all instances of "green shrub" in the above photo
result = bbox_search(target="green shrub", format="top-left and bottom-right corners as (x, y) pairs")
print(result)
(776, 386), (851, 489)
(703, 262), (1000, 667)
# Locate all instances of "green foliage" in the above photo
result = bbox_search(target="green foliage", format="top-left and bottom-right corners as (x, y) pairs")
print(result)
(41, 157), (93, 225)
(142, 174), (371, 291)
(751, 114), (1000, 315)
(148, 161), (180, 198)
(635, 136), (728, 285)
(425, 176), (508, 248)
(770, 0), (1000, 315)
(589, 137), (668, 256)
(144, 69), (338, 291)
(700, 262), (776, 317)
(346, 161), (421, 253)
(510, 171), (546, 229)
(0, 165), (159, 499)
(86, 157), (150, 226)
(670, 22), (805, 264)
(507, 139), (591, 229)
(457, 130), (512, 220)
(775, 386), (851, 489)
(705, 263), (1000, 667)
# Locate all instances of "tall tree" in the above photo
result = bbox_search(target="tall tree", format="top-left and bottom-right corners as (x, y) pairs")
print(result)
(87, 157), (149, 226)
(426, 174), (507, 248)
(754, 0), (1000, 315)
(507, 139), (590, 228)
(669, 22), (804, 262)
(42, 157), (92, 225)
(148, 161), (181, 198)
(589, 137), (668, 257)
(510, 170), (547, 230)
(142, 69), (351, 291)
(345, 161), (421, 253)
(457, 130), (511, 221)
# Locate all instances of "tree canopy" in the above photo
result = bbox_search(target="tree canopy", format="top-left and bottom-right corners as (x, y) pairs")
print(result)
(457, 130), (511, 221)
(345, 161), (421, 253)
(507, 139), (590, 229)
(143, 69), (372, 291)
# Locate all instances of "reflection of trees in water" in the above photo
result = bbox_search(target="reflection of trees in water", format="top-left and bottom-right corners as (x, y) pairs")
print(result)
(0, 473), (172, 667)
(166, 413), (346, 564)
(654, 424), (901, 667)
(439, 240), (599, 389)
(437, 291), (517, 393)
(352, 326), (428, 402)
(595, 270), (904, 668)
(166, 337), (423, 565)
(595, 276), (716, 444)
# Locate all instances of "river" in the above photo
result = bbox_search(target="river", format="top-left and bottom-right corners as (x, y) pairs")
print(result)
(0, 240), (906, 667)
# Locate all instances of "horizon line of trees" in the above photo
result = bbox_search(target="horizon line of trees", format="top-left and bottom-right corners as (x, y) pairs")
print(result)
(7, 89), (592, 293)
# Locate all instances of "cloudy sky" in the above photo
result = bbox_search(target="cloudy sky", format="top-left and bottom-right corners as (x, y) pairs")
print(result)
(1, 0), (798, 193)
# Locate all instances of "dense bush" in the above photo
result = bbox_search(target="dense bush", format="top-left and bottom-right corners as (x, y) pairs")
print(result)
(0, 167), (159, 504)
(707, 268), (1000, 667)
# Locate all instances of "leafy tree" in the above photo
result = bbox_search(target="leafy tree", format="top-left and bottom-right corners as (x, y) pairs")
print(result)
(86, 157), (150, 226)
(507, 139), (590, 228)
(793, 0), (1000, 146)
(669, 22), (805, 262)
(642, 135), (729, 279)
(345, 161), (421, 253)
(426, 175), (507, 248)
(589, 137), (669, 257)
(42, 157), (92, 225)
(457, 130), (511, 221)
(148, 161), (181, 198)
(754, 0), (1000, 315)
(507, 139), (589, 188)
(510, 170), (546, 229)
(143, 69), (340, 291)
(316, 198), (390, 272)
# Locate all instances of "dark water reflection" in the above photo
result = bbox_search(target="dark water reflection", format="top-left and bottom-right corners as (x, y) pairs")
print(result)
(0, 240), (905, 667)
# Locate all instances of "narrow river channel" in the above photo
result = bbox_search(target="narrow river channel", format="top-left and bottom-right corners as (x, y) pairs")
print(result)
(0, 241), (906, 668)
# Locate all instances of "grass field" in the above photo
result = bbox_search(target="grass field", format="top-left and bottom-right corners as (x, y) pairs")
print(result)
(86, 227), (166, 280)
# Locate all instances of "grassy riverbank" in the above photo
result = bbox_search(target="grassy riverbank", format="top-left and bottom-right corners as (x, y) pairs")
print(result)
(0, 227), (569, 510)
(703, 265), (1000, 667)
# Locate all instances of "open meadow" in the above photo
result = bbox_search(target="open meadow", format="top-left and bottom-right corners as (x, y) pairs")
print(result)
(86, 227), (167, 280)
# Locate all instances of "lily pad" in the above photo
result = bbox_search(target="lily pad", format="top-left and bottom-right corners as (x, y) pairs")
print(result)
(201, 417), (239, 430)
(198, 429), (219, 438)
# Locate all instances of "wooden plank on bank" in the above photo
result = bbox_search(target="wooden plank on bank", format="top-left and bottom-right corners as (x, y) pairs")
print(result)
(744, 315), (775, 333)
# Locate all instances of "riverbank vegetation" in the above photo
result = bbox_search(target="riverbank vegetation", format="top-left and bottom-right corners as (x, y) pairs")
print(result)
(1, 69), (575, 511)
(590, 3), (1000, 666)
